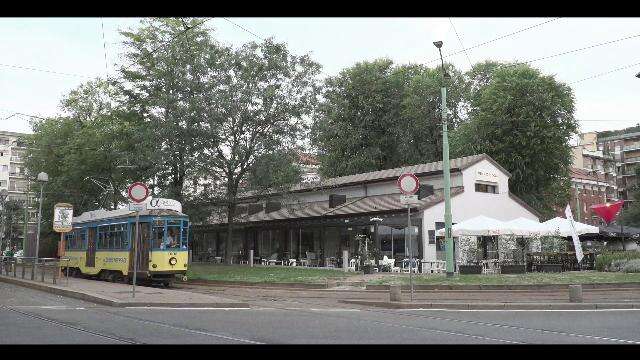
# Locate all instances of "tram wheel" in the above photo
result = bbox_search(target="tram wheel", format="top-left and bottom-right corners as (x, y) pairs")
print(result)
(107, 272), (117, 282)
(114, 273), (125, 283)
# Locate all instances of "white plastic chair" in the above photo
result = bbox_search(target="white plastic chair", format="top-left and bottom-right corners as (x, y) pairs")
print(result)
(348, 258), (356, 272)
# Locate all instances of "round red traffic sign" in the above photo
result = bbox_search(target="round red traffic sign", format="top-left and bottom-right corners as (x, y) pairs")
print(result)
(397, 173), (420, 195)
(128, 182), (149, 203)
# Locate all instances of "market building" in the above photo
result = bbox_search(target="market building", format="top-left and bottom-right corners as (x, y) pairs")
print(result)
(191, 154), (541, 267)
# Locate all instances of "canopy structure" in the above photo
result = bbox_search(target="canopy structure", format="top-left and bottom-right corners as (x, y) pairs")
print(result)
(579, 224), (640, 239)
(503, 217), (548, 236)
(435, 215), (514, 237)
(540, 217), (600, 237)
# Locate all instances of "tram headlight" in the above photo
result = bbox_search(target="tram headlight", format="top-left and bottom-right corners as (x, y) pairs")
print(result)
(169, 257), (178, 266)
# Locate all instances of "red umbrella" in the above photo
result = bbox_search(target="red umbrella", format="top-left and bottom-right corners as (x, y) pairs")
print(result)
(590, 200), (624, 224)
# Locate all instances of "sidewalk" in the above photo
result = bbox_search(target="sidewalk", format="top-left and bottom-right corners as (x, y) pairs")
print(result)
(0, 272), (249, 308)
(175, 282), (640, 310)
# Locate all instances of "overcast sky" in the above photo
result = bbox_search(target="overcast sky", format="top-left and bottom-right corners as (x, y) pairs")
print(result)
(1, 17), (638, 135)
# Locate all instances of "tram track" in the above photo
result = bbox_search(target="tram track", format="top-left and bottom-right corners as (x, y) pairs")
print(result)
(0, 305), (139, 344)
(179, 284), (640, 344)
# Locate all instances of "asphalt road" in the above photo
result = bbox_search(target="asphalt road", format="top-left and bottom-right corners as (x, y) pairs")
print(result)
(2, 282), (640, 344)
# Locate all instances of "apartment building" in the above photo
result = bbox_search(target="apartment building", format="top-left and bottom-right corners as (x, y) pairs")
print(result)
(597, 130), (640, 202)
(572, 132), (618, 201)
(0, 130), (38, 253)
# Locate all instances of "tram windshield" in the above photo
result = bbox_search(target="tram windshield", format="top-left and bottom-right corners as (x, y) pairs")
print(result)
(151, 218), (188, 250)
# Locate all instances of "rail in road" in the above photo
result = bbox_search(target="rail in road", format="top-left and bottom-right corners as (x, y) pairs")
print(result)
(176, 283), (640, 344)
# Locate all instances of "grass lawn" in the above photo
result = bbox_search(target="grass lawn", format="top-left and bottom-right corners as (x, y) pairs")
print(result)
(367, 271), (640, 286)
(187, 263), (358, 284)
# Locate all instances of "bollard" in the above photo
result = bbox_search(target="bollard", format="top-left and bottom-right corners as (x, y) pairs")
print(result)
(31, 262), (35, 280)
(53, 265), (57, 285)
(21, 263), (25, 279)
(389, 285), (402, 302)
(249, 250), (254, 267)
(569, 284), (583, 303)
(343, 250), (349, 272)
(41, 263), (45, 282)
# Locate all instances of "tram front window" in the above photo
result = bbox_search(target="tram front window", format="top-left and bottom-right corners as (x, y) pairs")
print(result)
(166, 227), (180, 248)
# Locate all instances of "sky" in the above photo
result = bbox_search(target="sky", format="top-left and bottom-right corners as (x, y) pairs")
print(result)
(1, 17), (639, 135)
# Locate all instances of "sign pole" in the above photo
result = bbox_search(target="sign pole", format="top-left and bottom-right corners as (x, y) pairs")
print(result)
(132, 211), (139, 298)
(407, 204), (413, 302)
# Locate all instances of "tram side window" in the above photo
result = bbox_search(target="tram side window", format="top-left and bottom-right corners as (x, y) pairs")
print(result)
(181, 220), (189, 249)
(65, 232), (75, 250)
(97, 224), (128, 250)
(152, 220), (165, 249)
(98, 227), (106, 249)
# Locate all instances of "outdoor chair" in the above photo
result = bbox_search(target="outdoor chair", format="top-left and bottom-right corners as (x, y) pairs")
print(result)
(348, 258), (356, 272)
(306, 252), (319, 267)
(267, 253), (283, 266)
(287, 259), (297, 266)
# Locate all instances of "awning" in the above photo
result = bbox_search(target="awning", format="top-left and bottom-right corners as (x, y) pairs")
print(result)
(539, 217), (600, 237)
(503, 217), (548, 236)
(435, 215), (514, 237)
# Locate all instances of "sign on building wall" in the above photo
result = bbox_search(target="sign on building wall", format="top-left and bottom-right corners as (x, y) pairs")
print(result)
(53, 203), (73, 233)
(475, 170), (499, 183)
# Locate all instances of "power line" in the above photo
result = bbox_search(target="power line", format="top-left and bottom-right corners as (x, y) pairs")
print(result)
(100, 18), (109, 76)
(221, 17), (265, 42)
(569, 61), (640, 85)
(449, 18), (473, 69)
(506, 33), (640, 69)
(0, 63), (92, 79)
(427, 17), (562, 64)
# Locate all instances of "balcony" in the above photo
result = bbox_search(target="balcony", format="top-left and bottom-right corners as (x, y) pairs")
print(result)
(624, 143), (640, 152)
(623, 157), (640, 164)
(10, 156), (23, 163)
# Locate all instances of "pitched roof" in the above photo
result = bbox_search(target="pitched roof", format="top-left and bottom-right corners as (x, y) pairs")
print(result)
(210, 187), (465, 225)
(241, 153), (505, 199)
(570, 167), (599, 182)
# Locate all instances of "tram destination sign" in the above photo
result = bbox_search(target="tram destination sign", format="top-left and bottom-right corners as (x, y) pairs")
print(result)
(53, 203), (73, 233)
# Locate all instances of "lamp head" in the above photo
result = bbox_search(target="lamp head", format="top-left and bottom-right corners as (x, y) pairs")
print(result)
(37, 172), (48, 183)
(636, 71), (640, 78)
(433, 41), (443, 49)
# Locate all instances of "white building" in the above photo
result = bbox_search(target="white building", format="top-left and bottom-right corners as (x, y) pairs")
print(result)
(192, 154), (541, 266)
(0, 130), (38, 252)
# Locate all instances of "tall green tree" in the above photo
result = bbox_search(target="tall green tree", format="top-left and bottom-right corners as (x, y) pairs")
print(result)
(451, 61), (578, 217)
(311, 59), (467, 177)
(119, 17), (214, 204)
(1, 199), (24, 250)
(195, 40), (321, 263)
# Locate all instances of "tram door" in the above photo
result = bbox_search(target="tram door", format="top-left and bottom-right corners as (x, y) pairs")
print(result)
(129, 222), (151, 273)
(86, 228), (96, 267)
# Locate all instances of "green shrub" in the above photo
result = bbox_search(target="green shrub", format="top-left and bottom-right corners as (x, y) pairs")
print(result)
(608, 259), (628, 272)
(623, 259), (640, 273)
(595, 251), (640, 272)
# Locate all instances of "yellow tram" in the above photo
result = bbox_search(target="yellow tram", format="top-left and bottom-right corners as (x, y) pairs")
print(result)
(62, 206), (189, 286)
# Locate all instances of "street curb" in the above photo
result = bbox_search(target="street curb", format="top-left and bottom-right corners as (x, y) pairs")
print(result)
(0, 275), (250, 308)
(365, 282), (640, 291)
(339, 299), (640, 310)
(187, 279), (330, 289)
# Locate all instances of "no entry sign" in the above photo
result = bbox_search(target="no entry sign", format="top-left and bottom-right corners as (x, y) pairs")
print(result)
(128, 182), (149, 203)
(397, 173), (420, 195)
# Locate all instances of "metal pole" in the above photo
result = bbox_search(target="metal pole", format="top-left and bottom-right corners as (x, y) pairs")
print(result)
(132, 211), (139, 298)
(23, 180), (29, 254)
(442, 85), (454, 277)
(407, 205), (413, 302)
(34, 183), (44, 274)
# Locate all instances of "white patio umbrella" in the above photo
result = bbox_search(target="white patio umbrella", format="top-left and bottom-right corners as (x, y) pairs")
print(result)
(435, 215), (512, 237)
(503, 217), (548, 237)
(540, 217), (600, 237)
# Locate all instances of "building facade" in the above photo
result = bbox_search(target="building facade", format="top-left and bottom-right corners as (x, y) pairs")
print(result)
(191, 154), (540, 267)
(0, 131), (38, 253)
(597, 131), (640, 202)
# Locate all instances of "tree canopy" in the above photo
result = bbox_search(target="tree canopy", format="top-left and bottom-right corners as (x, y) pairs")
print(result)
(451, 61), (578, 217)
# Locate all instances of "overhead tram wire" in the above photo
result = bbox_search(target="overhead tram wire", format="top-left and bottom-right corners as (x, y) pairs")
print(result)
(569, 60), (640, 84)
(101, 18), (109, 76)
(426, 17), (563, 64)
(0, 63), (92, 79)
(221, 17), (266, 42)
(449, 18), (473, 69)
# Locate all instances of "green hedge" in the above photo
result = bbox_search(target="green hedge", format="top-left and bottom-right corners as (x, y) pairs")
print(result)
(595, 251), (640, 272)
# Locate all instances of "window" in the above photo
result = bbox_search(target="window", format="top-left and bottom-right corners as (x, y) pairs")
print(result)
(1, 165), (7, 172)
(97, 223), (128, 250)
(475, 182), (498, 194)
(152, 220), (166, 249)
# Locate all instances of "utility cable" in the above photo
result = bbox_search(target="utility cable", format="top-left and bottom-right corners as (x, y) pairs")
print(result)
(449, 18), (473, 69)
(427, 17), (562, 64)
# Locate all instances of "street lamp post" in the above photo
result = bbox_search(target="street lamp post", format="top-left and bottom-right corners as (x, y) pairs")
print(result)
(0, 189), (8, 253)
(433, 40), (455, 277)
(34, 172), (48, 261)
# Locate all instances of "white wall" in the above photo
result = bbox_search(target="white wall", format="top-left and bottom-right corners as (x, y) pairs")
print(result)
(421, 159), (540, 261)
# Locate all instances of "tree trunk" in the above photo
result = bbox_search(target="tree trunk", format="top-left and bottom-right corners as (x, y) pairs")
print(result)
(225, 204), (236, 265)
